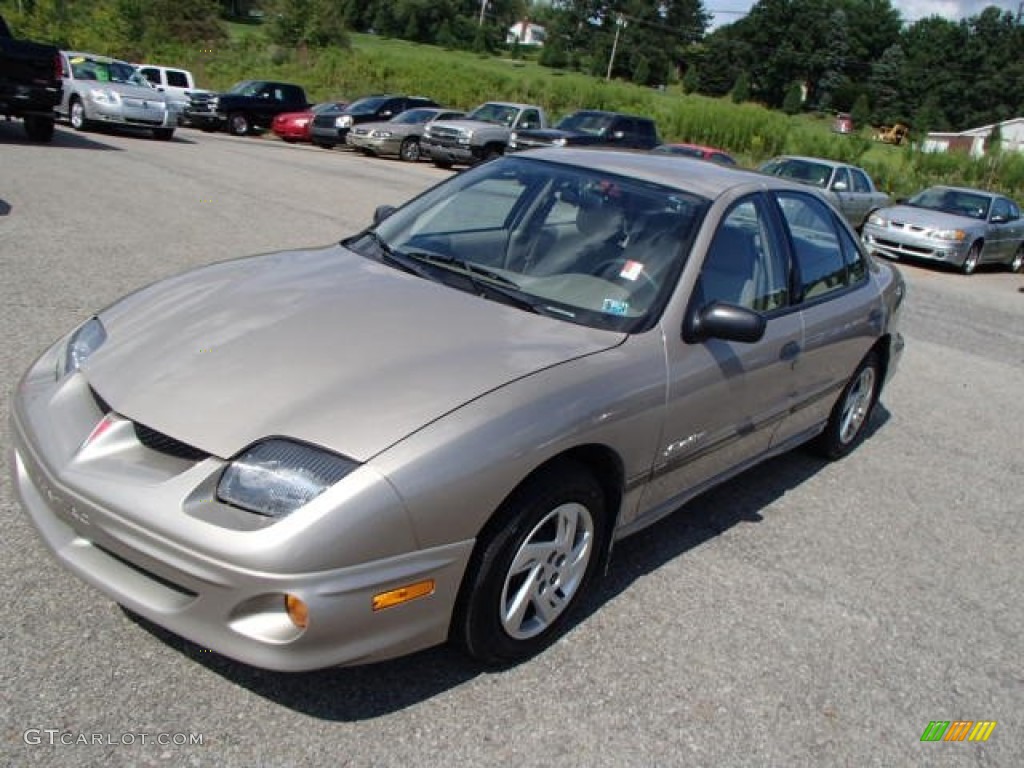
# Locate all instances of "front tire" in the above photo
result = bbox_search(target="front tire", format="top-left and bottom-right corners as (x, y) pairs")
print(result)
(399, 137), (421, 162)
(69, 99), (90, 132)
(812, 351), (881, 460)
(227, 112), (250, 136)
(152, 128), (174, 141)
(961, 242), (982, 275)
(453, 461), (606, 665)
(24, 115), (55, 142)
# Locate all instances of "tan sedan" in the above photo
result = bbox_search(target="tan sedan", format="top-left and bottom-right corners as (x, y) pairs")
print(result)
(10, 150), (905, 671)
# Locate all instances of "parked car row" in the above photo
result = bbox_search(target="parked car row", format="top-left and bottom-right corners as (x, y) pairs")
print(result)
(29, 46), (1024, 276)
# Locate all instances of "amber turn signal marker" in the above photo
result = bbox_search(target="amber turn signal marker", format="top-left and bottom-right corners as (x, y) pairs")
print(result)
(285, 594), (309, 629)
(372, 580), (435, 612)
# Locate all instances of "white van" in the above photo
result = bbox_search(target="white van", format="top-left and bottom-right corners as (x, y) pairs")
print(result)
(137, 64), (212, 123)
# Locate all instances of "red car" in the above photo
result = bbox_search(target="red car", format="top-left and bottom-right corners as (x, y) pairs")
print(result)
(652, 143), (737, 166)
(272, 101), (347, 143)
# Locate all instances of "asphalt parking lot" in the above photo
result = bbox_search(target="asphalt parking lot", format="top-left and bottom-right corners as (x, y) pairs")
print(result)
(2, 122), (1022, 767)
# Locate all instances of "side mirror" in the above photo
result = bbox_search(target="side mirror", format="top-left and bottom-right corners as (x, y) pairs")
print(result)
(990, 213), (1007, 224)
(380, 110), (393, 118)
(611, 130), (625, 140)
(373, 205), (397, 225)
(832, 180), (849, 192)
(684, 302), (766, 344)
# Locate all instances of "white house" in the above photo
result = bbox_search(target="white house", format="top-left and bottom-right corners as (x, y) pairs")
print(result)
(923, 117), (1024, 156)
(507, 21), (546, 46)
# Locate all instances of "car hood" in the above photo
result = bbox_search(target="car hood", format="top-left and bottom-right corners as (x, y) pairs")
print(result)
(432, 119), (504, 132)
(94, 81), (167, 102)
(86, 244), (625, 462)
(878, 204), (984, 230)
(518, 128), (590, 141)
(352, 121), (416, 136)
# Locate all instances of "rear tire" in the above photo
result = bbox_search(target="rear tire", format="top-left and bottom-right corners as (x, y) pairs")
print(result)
(453, 461), (606, 665)
(1009, 244), (1024, 273)
(24, 115), (55, 142)
(812, 351), (881, 460)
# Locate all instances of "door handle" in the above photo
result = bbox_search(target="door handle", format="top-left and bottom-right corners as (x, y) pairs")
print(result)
(780, 341), (801, 361)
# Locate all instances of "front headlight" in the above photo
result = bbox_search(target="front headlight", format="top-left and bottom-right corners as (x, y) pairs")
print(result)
(217, 439), (359, 518)
(337, 115), (353, 128)
(89, 88), (120, 105)
(931, 228), (966, 242)
(371, 130), (392, 138)
(867, 212), (888, 228)
(57, 317), (107, 379)
(551, 137), (568, 147)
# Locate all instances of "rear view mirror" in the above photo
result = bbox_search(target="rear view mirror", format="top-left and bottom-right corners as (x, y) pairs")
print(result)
(685, 302), (766, 344)
(373, 205), (396, 225)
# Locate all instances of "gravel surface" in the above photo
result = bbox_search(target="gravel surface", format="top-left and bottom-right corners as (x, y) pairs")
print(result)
(2, 122), (1022, 767)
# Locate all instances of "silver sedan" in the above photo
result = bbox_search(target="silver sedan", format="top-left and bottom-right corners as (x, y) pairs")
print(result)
(10, 150), (904, 671)
(862, 186), (1024, 274)
(347, 107), (465, 162)
(759, 155), (891, 231)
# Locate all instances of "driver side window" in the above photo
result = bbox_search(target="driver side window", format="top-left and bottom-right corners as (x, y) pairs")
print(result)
(698, 198), (789, 313)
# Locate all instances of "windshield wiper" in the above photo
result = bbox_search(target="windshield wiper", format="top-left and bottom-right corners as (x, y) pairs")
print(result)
(358, 232), (435, 279)
(404, 251), (522, 290)
(403, 252), (567, 318)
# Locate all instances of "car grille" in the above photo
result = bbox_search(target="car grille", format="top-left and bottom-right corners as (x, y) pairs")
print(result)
(133, 422), (209, 462)
(428, 126), (465, 144)
(514, 136), (551, 149)
(312, 114), (336, 129)
(874, 237), (934, 256)
(889, 221), (927, 233)
(349, 127), (370, 137)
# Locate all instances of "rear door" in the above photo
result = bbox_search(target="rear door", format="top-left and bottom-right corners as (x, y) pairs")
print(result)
(770, 192), (879, 443)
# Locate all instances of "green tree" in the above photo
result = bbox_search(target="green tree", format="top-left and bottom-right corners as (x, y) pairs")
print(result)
(850, 92), (870, 128)
(730, 72), (750, 103)
(782, 81), (803, 114)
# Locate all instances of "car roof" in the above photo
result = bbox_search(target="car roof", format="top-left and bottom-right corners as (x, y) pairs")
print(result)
(524, 147), (804, 199)
(769, 155), (847, 169)
(921, 185), (997, 199)
(476, 101), (538, 110)
(64, 51), (129, 66)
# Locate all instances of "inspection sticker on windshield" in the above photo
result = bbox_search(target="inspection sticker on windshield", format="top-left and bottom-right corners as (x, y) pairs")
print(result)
(602, 299), (630, 315)
(619, 260), (644, 281)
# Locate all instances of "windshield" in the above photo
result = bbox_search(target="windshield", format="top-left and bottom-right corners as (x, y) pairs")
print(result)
(467, 103), (519, 126)
(227, 80), (262, 96)
(69, 56), (144, 86)
(347, 96), (389, 115)
(312, 101), (346, 114)
(392, 109), (434, 125)
(349, 156), (709, 333)
(555, 112), (614, 135)
(907, 187), (991, 220)
(760, 158), (833, 188)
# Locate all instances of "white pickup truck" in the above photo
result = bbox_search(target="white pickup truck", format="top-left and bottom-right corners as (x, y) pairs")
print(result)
(421, 101), (548, 168)
(136, 63), (213, 124)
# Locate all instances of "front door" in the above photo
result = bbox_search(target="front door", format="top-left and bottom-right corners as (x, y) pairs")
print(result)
(643, 194), (801, 511)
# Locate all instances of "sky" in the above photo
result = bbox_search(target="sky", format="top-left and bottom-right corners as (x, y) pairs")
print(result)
(709, 1), (1023, 29)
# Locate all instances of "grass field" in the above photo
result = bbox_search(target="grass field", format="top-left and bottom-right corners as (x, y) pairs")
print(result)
(162, 28), (1023, 199)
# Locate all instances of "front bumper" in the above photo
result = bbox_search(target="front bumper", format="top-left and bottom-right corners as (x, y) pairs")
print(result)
(183, 111), (224, 130)
(9, 341), (473, 671)
(89, 98), (175, 129)
(347, 134), (401, 155)
(310, 125), (348, 147)
(862, 223), (971, 267)
(421, 138), (477, 165)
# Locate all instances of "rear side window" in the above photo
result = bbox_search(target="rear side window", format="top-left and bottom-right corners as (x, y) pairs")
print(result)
(139, 67), (160, 86)
(850, 169), (871, 193)
(776, 193), (849, 301)
(166, 70), (189, 88)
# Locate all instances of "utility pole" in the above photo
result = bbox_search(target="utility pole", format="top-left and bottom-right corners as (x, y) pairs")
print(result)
(606, 15), (626, 81)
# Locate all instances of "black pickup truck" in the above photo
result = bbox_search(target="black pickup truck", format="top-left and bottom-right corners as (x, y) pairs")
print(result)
(0, 14), (61, 141)
(507, 110), (659, 153)
(184, 79), (309, 136)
